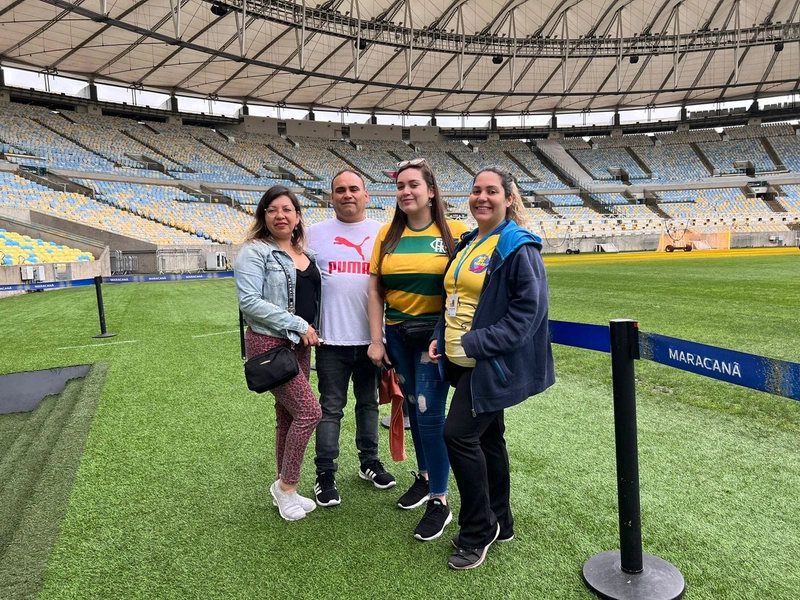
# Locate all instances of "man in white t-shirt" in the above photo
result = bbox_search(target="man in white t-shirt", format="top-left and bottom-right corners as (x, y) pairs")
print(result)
(308, 170), (396, 507)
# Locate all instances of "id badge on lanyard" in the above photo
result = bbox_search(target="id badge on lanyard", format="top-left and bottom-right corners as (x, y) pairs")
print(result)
(447, 294), (458, 317)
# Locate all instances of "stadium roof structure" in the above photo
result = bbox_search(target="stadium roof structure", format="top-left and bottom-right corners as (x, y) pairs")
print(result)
(1, 0), (799, 116)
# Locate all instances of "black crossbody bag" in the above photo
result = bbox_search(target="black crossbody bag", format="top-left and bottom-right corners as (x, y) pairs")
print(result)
(239, 258), (300, 393)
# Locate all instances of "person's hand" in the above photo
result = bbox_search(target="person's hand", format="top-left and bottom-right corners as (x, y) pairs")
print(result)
(300, 325), (320, 347)
(368, 341), (388, 367)
(428, 340), (441, 364)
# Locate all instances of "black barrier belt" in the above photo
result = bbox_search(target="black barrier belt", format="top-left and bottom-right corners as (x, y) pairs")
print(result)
(1, 271), (234, 292)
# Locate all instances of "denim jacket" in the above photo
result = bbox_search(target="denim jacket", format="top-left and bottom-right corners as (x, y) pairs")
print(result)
(234, 238), (320, 343)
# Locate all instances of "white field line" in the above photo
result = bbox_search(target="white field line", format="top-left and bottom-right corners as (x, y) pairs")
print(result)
(192, 330), (238, 338)
(57, 340), (139, 350)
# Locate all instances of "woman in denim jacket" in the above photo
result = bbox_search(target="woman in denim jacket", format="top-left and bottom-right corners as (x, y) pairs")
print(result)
(235, 185), (322, 522)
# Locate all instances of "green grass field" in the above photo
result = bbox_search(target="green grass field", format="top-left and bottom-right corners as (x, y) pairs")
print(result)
(1, 249), (799, 600)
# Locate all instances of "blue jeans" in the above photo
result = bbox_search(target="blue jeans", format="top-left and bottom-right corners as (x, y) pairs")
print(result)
(314, 344), (381, 474)
(384, 324), (451, 496)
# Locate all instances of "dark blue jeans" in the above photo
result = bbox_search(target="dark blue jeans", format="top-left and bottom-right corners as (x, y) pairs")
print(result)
(314, 344), (381, 474)
(384, 324), (451, 497)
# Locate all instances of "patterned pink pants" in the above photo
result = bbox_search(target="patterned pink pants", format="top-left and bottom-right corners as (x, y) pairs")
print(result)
(245, 329), (321, 485)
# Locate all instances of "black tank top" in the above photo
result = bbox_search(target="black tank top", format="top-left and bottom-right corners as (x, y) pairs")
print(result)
(295, 262), (321, 326)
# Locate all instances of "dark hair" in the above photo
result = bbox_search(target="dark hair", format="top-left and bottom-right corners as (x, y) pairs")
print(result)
(246, 185), (307, 250)
(473, 166), (528, 227)
(330, 169), (366, 191)
(375, 161), (456, 293)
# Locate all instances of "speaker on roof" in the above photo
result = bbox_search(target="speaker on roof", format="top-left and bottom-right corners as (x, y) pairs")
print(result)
(629, 55), (639, 64)
(775, 41), (784, 52)
(356, 39), (368, 51)
(492, 55), (503, 65)
(210, 2), (228, 17)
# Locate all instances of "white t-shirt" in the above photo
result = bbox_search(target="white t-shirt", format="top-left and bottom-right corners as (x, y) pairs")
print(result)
(308, 217), (383, 345)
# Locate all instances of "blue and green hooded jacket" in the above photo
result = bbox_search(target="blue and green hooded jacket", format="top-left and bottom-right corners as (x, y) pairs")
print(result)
(434, 220), (555, 413)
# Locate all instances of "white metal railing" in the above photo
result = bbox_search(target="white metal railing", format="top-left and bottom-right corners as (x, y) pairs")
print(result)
(156, 248), (204, 274)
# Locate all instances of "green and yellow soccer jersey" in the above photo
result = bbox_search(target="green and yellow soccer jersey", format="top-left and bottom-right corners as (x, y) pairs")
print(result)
(370, 220), (470, 325)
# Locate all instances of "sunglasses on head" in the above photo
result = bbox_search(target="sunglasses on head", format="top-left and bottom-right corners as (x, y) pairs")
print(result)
(396, 158), (428, 169)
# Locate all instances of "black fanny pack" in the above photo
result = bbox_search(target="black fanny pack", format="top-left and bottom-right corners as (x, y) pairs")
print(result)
(397, 319), (436, 346)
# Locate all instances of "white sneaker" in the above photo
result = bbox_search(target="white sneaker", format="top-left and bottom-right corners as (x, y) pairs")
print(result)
(269, 480), (306, 521)
(273, 488), (316, 513)
(296, 493), (316, 513)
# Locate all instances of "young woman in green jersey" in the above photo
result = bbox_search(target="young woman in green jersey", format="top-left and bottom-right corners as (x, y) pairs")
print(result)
(367, 158), (468, 541)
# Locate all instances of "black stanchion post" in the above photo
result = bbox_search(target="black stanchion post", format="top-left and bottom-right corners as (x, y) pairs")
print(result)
(92, 275), (116, 339)
(582, 319), (684, 600)
(612, 318), (643, 573)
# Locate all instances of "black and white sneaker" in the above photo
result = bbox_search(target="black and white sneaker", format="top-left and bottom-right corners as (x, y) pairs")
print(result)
(314, 471), (341, 507)
(397, 471), (430, 510)
(359, 460), (396, 490)
(414, 499), (453, 541)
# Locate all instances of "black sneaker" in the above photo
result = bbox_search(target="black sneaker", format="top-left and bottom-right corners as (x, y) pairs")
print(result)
(451, 529), (514, 548)
(414, 499), (453, 541)
(359, 460), (397, 490)
(314, 471), (341, 507)
(448, 523), (501, 570)
(397, 471), (430, 510)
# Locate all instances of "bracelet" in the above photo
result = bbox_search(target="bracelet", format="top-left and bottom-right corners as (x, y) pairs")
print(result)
(369, 341), (382, 345)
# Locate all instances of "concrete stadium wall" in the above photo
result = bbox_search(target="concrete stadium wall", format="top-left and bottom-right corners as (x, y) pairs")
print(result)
(409, 127), (442, 142)
(0, 207), (31, 221)
(350, 125), (403, 141)
(285, 121), (342, 139)
(539, 233), (661, 254)
(233, 116), (280, 136)
(538, 230), (797, 254)
(50, 169), (186, 186)
(730, 231), (798, 248)
(26, 211), (157, 253)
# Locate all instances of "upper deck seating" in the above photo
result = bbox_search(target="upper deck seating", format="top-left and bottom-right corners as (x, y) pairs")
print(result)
(0, 172), (207, 245)
(79, 179), (249, 244)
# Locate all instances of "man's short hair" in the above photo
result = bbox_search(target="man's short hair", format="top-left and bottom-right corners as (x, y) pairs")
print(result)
(330, 169), (366, 192)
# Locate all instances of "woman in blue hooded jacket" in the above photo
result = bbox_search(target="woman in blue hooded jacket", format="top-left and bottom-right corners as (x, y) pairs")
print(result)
(429, 166), (555, 570)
